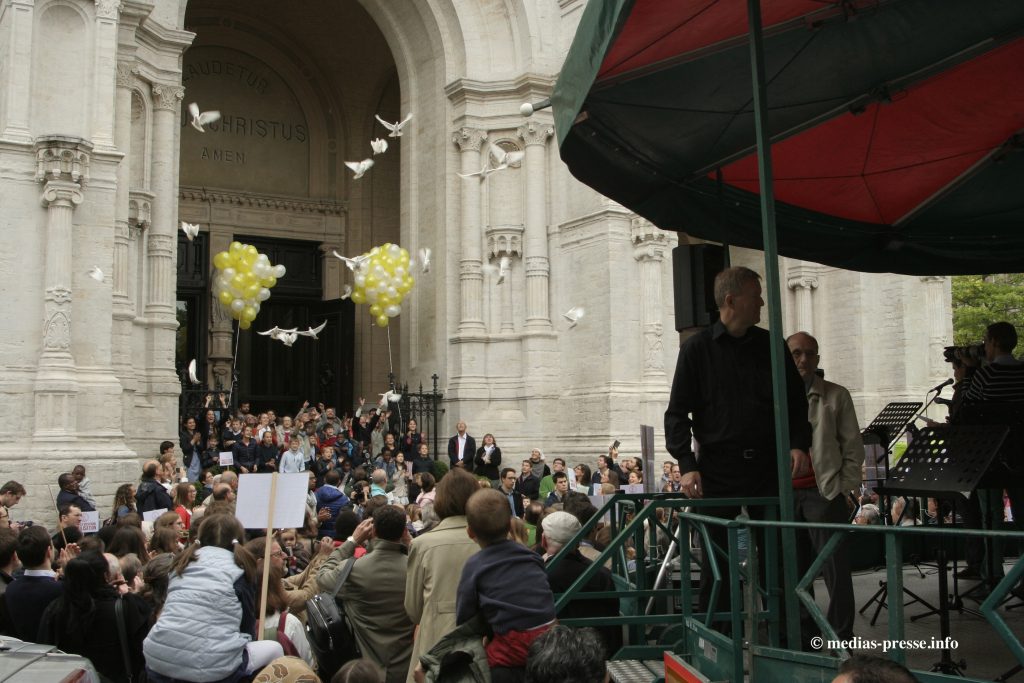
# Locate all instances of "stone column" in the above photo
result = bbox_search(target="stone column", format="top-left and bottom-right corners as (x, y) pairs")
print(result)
(921, 276), (949, 384)
(452, 128), (487, 333)
(91, 0), (121, 151)
(146, 84), (183, 323)
(112, 62), (137, 378)
(485, 227), (523, 334)
(209, 231), (234, 391)
(33, 137), (90, 437)
(517, 122), (554, 330)
(787, 269), (818, 334)
(632, 219), (670, 382)
(0, 0), (34, 143)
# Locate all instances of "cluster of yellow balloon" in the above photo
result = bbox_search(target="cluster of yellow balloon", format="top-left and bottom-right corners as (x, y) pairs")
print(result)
(211, 242), (286, 330)
(348, 243), (415, 327)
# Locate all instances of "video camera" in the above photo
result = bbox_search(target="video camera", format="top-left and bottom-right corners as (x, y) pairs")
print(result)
(943, 344), (984, 366)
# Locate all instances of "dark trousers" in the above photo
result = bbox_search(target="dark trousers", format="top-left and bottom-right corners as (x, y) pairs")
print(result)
(794, 487), (855, 641)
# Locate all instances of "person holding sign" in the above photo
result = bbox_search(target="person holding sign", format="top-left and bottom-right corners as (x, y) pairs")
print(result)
(144, 514), (284, 682)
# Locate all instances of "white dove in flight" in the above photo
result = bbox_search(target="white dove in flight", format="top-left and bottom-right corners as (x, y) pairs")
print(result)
(87, 266), (104, 282)
(187, 359), (200, 384)
(375, 113), (413, 138)
(481, 256), (511, 284)
(296, 320), (327, 339)
(345, 159), (374, 179)
(341, 285), (352, 300)
(489, 143), (525, 169)
(181, 221), (200, 241)
(278, 332), (298, 347)
(188, 102), (221, 132)
(331, 251), (371, 272)
(257, 326), (298, 341)
(418, 248), (432, 274)
(378, 390), (402, 408)
(370, 138), (388, 155)
(562, 306), (585, 328)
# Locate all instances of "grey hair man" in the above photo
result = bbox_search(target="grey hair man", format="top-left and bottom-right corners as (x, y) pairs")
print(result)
(524, 625), (608, 683)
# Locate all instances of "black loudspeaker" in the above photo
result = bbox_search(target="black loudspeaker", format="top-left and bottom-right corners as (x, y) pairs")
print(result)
(672, 244), (726, 331)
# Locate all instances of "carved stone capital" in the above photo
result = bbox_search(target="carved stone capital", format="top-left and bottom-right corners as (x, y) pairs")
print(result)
(787, 275), (818, 291)
(151, 84), (185, 111)
(95, 0), (121, 19)
(35, 137), (92, 185)
(48, 287), (72, 305)
(116, 61), (138, 88)
(129, 191), (153, 230)
(485, 224), (524, 258)
(40, 180), (84, 208)
(516, 121), (553, 147)
(524, 255), (549, 275)
(148, 233), (175, 257)
(452, 127), (487, 153)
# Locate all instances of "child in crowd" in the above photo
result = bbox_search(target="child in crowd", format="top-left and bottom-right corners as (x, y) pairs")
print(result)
(457, 489), (556, 680)
(144, 513), (283, 682)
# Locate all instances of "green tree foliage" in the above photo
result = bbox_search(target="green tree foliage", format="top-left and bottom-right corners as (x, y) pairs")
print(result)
(951, 274), (1024, 345)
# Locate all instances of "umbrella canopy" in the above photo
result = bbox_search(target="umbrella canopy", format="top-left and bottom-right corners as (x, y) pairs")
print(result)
(552, 0), (1024, 275)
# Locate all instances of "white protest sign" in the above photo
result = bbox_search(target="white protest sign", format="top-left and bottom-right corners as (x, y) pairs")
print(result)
(142, 508), (168, 523)
(622, 483), (645, 495)
(219, 451), (234, 467)
(235, 472), (308, 530)
(574, 484), (590, 495)
(588, 494), (612, 524)
(79, 511), (100, 534)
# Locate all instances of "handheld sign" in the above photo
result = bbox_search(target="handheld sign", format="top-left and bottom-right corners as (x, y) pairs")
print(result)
(79, 511), (100, 534)
(219, 451), (234, 467)
(142, 508), (168, 523)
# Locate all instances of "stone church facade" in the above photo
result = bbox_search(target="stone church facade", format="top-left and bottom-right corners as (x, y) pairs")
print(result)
(0, 0), (951, 521)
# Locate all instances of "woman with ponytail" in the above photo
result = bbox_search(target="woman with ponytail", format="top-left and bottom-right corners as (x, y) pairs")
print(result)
(144, 513), (284, 682)
(38, 550), (151, 682)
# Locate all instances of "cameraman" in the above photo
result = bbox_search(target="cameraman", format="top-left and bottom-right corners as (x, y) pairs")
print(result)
(953, 321), (1024, 585)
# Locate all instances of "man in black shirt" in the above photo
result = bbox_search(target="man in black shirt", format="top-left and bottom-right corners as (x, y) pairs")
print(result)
(664, 266), (811, 625)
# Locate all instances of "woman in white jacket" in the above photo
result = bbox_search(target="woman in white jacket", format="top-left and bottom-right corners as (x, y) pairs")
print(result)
(143, 513), (283, 682)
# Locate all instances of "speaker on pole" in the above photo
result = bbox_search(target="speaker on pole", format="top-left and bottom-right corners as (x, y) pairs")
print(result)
(672, 244), (726, 331)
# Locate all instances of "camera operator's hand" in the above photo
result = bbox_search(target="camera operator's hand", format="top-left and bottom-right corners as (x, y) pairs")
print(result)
(352, 518), (375, 545)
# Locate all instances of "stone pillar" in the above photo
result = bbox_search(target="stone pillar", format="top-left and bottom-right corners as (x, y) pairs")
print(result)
(33, 137), (90, 437)
(921, 276), (950, 384)
(452, 128), (487, 334)
(486, 227), (523, 334)
(112, 62), (137, 386)
(128, 192), (152, 315)
(91, 0), (120, 151)
(517, 122), (554, 330)
(0, 0), (34, 143)
(632, 219), (670, 383)
(787, 268), (818, 334)
(208, 232), (234, 391)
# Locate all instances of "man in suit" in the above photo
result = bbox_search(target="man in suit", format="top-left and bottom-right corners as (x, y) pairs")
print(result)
(4, 526), (63, 641)
(496, 468), (524, 518)
(447, 420), (476, 473)
(55, 473), (95, 513)
(317, 505), (414, 683)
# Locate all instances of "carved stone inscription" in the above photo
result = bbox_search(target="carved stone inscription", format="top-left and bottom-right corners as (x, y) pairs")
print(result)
(180, 47), (310, 196)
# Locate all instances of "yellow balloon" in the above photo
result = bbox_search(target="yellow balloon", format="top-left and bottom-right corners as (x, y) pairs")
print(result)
(213, 251), (231, 269)
(218, 290), (233, 306)
(375, 314), (389, 327)
(350, 290), (366, 304)
(369, 304), (382, 317)
(405, 275), (415, 288)
(244, 283), (261, 299)
(239, 319), (251, 330)
(241, 306), (257, 323)
(229, 242), (243, 255)
(230, 274), (246, 290)
(399, 248), (409, 262)
(263, 275), (277, 289)
(397, 282), (410, 295)
(365, 275), (378, 289)
(245, 245), (258, 258)
(377, 295), (392, 308)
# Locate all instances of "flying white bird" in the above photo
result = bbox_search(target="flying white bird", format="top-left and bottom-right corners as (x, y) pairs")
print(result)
(278, 332), (298, 347)
(187, 359), (199, 384)
(257, 326), (298, 342)
(341, 285), (352, 300)
(345, 159), (374, 179)
(181, 221), (200, 241)
(87, 266), (104, 282)
(375, 113), (413, 138)
(457, 141), (523, 180)
(331, 251), (371, 271)
(296, 320), (327, 339)
(418, 248), (431, 274)
(482, 256), (511, 285)
(370, 138), (388, 155)
(188, 102), (221, 133)
(378, 390), (402, 408)
(562, 306), (585, 328)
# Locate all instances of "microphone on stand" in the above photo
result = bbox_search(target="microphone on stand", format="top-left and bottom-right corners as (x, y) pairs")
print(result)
(930, 378), (954, 393)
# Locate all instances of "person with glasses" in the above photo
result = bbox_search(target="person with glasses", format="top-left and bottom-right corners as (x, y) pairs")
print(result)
(497, 468), (524, 518)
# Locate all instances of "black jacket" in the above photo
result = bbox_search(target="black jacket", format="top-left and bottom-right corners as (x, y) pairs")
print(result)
(135, 478), (174, 513)
(546, 550), (623, 656)
(447, 434), (477, 472)
(473, 446), (501, 481)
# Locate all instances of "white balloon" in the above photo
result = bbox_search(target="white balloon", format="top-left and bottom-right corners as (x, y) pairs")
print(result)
(385, 304), (401, 317)
(257, 287), (271, 302)
(230, 299), (245, 313)
(223, 267), (236, 280)
(387, 244), (402, 260)
(386, 286), (398, 299)
(394, 266), (406, 279)
(273, 264), (286, 278)
(366, 289), (379, 303)
(373, 265), (386, 279)
(354, 274), (366, 288)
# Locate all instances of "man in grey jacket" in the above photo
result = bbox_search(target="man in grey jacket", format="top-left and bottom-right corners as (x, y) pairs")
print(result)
(318, 505), (414, 683)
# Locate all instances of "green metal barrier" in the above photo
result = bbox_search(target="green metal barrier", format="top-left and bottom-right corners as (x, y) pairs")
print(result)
(545, 492), (1024, 682)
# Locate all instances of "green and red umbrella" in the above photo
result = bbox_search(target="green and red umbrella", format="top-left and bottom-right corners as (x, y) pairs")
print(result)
(553, 0), (1024, 275)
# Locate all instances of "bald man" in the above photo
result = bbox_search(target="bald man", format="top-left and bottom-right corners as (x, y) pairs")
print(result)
(787, 331), (863, 645)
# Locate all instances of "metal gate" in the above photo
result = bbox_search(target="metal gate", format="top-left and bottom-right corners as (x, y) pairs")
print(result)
(394, 374), (445, 461)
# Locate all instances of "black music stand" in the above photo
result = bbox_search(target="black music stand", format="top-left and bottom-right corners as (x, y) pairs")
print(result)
(880, 424), (1009, 676)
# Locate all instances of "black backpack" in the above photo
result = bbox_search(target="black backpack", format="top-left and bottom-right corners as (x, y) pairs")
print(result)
(304, 555), (361, 678)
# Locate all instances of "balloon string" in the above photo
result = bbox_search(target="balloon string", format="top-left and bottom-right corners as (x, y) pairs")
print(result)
(386, 325), (394, 381)
(229, 322), (240, 407)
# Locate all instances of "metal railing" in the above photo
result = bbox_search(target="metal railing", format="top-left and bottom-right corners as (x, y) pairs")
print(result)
(546, 492), (1024, 682)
